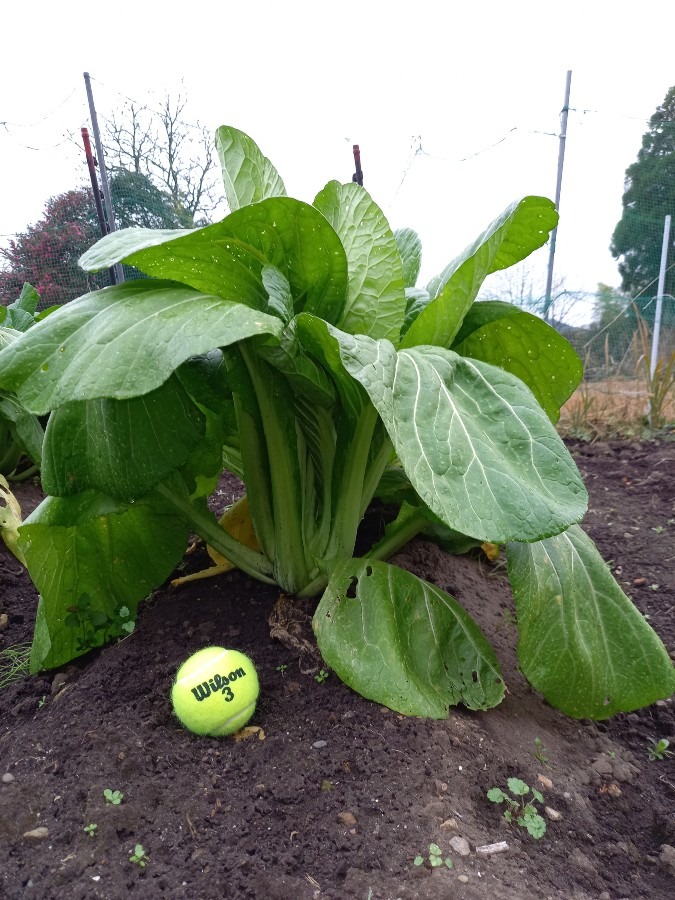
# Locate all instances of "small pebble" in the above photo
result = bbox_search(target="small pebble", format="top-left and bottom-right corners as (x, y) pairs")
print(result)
(336, 811), (357, 827)
(23, 827), (49, 841)
(545, 806), (563, 821)
(448, 836), (471, 856)
(2, 773), (15, 784)
(0, 613), (9, 632)
(312, 740), (327, 749)
(537, 774), (553, 790)
(457, 875), (469, 884)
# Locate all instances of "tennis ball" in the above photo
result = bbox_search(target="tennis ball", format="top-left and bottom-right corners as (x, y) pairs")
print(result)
(171, 646), (259, 737)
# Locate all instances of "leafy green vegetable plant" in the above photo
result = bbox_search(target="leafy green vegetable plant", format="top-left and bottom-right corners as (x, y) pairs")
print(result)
(414, 843), (453, 869)
(487, 778), (547, 839)
(103, 788), (124, 805)
(0, 127), (673, 720)
(647, 738), (674, 761)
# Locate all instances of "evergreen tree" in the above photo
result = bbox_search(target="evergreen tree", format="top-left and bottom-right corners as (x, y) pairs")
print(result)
(611, 85), (675, 322)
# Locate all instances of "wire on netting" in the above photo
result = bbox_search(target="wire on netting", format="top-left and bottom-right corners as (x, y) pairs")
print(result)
(0, 125), (85, 152)
(581, 262), (675, 350)
(0, 88), (80, 129)
(89, 75), (207, 134)
(393, 123), (552, 196)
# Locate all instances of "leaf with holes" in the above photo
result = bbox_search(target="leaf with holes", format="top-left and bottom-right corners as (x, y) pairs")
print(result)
(314, 559), (505, 716)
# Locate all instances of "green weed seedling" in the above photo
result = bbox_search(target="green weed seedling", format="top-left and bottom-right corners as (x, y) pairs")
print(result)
(83, 823), (98, 838)
(314, 669), (329, 684)
(129, 844), (149, 867)
(103, 788), (124, 805)
(648, 738), (674, 761)
(487, 777), (547, 839)
(276, 664), (288, 675)
(533, 737), (550, 766)
(414, 843), (453, 869)
(65, 594), (135, 654)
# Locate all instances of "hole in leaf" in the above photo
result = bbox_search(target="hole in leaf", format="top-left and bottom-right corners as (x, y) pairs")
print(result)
(346, 576), (358, 599)
(471, 671), (479, 683)
(365, 565), (373, 577)
(603, 696), (610, 706)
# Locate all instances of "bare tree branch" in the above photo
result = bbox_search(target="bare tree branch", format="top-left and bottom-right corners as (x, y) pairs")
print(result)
(102, 92), (221, 227)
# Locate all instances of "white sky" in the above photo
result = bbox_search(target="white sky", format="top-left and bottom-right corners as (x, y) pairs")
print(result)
(2, 1), (674, 324)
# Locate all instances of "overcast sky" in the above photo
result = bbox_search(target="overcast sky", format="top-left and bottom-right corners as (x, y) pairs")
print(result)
(2, 1), (674, 323)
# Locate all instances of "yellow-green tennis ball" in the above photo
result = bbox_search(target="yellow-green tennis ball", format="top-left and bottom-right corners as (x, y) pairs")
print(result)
(171, 647), (259, 737)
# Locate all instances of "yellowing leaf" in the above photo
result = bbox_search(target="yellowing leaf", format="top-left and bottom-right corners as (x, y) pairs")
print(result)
(233, 725), (265, 742)
(207, 495), (259, 566)
(481, 541), (501, 561)
(171, 495), (260, 587)
(0, 475), (26, 565)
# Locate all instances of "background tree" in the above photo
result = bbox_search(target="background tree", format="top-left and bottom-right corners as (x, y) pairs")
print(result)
(611, 85), (675, 321)
(478, 260), (585, 327)
(0, 172), (180, 308)
(103, 92), (221, 227)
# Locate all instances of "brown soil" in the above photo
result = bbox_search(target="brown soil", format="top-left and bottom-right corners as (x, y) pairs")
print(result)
(1, 441), (674, 900)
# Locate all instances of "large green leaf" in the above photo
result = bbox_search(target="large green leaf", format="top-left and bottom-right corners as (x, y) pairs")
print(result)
(402, 197), (557, 349)
(314, 559), (505, 716)
(334, 331), (587, 542)
(80, 198), (348, 325)
(215, 125), (287, 212)
(20, 490), (190, 671)
(394, 228), (422, 289)
(313, 181), (406, 342)
(41, 374), (205, 500)
(507, 525), (675, 718)
(0, 280), (283, 414)
(452, 301), (583, 422)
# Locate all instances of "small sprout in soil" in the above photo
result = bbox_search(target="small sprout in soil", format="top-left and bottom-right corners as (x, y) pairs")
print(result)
(83, 823), (98, 838)
(103, 788), (124, 805)
(487, 777), (547, 839)
(648, 738), (674, 761)
(37, 695), (47, 708)
(533, 737), (550, 765)
(314, 669), (329, 684)
(414, 843), (453, 869)
(651, 526), (665, 534)
(607, 750), (617, 760)
(276, 664), (288, 675)
(129, 844), (149, 867)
